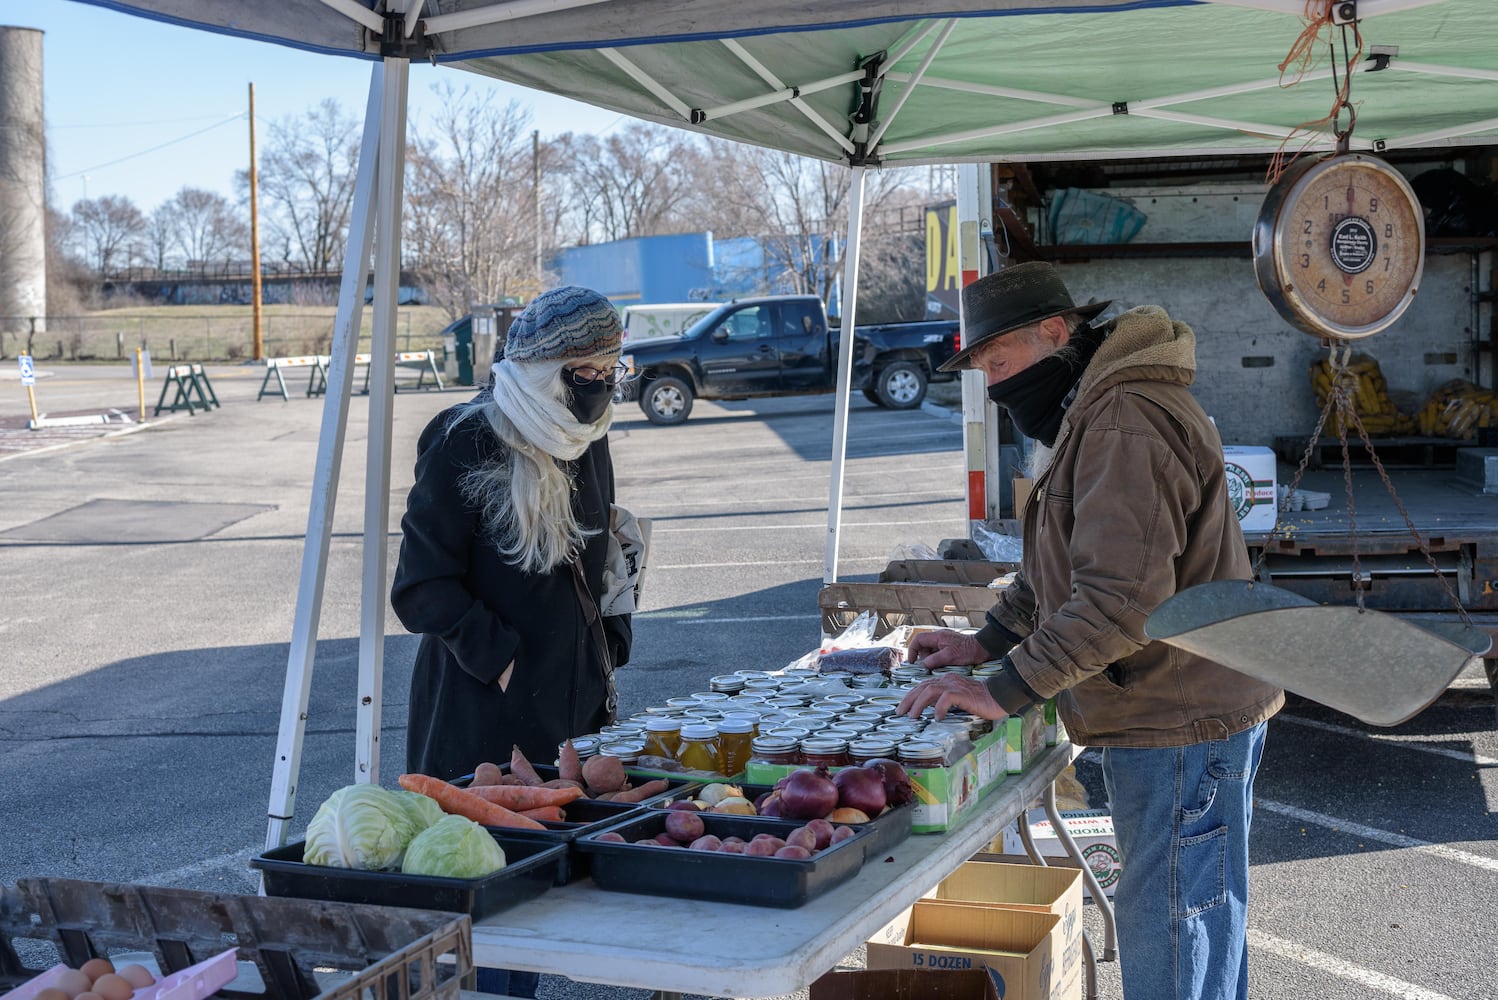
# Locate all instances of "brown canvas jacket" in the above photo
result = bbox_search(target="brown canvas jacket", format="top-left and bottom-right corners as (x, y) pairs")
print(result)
(989, 305), (1284, 747)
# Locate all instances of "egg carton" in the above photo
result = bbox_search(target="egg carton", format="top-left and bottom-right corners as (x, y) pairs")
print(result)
(1276, 485), (1331, 512)
(3, 950), (237, 1000)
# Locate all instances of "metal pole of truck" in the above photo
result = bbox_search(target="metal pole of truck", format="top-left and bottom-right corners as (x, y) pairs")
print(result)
(955, 163), (1007, 529)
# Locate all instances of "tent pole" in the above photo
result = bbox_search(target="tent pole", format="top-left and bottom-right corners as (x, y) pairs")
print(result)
(957, 163), (1000, 528)
(264, 64), (384, 854)
(356, 56), (411, 785)
(823, 165), (866, 586)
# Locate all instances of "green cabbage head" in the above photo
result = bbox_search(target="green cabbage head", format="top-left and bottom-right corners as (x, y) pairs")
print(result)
(402, 814), (508, 879)
(395, 789), (446, 832)
(304, 784), (426, 870)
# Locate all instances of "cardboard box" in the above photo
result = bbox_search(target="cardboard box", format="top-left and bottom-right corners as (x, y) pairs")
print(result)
(1222, 445), (1277, 532)
(1013, 476), (1035, 518)
(929, 859), (1083, 1000)
(810, 968), (1001, 1000)
(995, 809), (1122, 900)
(867, 901), (1062, 1000)
(746, 727), (1010, 834)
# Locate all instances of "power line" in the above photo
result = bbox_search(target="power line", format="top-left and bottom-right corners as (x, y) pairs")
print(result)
(55, 113), (246, 181)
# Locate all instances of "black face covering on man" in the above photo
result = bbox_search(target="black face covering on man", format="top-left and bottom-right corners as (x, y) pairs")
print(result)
(985, 327), (1105, 447)
(567, 380), (613, 424)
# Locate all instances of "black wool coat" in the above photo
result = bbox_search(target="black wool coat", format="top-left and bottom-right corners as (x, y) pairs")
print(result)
(392, 402), (631, 780)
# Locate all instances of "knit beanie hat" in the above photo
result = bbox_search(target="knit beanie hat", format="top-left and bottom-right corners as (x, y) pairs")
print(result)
(499, 286), (622, 365)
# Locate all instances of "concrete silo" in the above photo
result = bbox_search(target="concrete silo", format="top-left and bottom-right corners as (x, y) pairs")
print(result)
(0, 25), (47, 344)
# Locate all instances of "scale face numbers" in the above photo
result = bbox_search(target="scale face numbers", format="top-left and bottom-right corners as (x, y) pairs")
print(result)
(1253, 154), (1425, 341)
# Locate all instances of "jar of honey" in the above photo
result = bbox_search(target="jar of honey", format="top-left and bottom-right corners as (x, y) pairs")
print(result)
(897, 739), (946, 768)
(848, 736), (899, 765)
(799, 736), (851, 768)
(749, 735), (800, 766)
(676, 723), (722, 773)
(715, 717), (756, 776)
(641, 716), (682, 760)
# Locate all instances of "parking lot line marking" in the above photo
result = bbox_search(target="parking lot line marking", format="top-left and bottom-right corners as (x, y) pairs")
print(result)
(652, 555), (886, 570)
(1276, 713), (1498, 766)
(1246, 929), (1458, 1000)
(148, 845), (260, 885)
(1256, 798), (1498, 874)
(651, 518), (961, 533)
(636, 613), (822, 625)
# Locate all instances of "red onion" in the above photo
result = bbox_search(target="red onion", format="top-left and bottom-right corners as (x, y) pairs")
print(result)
(778, 766), (840, 820)
(833, 764), (888, 817)
(865, 758), (915, 808)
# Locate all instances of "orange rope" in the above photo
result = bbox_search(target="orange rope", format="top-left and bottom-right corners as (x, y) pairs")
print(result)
(1266, 1), (1363, 185)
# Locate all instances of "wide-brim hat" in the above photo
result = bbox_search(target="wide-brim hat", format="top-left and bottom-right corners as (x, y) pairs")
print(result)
(938, 262), (1111, 373)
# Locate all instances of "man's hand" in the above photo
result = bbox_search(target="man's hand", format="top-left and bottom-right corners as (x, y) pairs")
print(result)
(905, 629), (991, 670)
(897, 673), (1009, 722)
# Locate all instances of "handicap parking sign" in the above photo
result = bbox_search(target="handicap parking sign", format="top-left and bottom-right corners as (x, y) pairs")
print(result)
(18, 355), (34, 386)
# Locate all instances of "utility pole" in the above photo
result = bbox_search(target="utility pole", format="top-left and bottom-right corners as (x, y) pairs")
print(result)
(533, 129), (542, 283)
(249, 82), (265, 361)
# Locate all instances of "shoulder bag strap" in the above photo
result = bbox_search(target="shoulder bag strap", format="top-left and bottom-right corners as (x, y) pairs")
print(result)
(570, 557), (619, 720)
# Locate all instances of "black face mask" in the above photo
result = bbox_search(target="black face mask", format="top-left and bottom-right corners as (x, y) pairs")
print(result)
(567, 380), (614, 424)
(985, 326), (1105, 447)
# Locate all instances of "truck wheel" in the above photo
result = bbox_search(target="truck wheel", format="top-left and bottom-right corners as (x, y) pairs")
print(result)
(640, 375), (693, 425)
(862, 387), (881, 405)
(874, 361), (927, 409)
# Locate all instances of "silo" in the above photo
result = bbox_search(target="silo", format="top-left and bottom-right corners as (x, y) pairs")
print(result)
(0, 26), (47, 343)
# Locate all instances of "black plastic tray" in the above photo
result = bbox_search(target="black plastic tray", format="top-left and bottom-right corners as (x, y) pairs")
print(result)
(649, 781), (916, 862)
(251, 830), (566, 918)
(497, 798), (646, 885)
(456, 762), (697, 806)
(574, 812), (872, 908)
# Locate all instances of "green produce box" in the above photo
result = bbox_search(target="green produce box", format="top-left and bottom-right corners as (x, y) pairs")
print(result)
(998, 706), (1047, 774)
(1043, 699), (1060, 746)
(746, 728), (1010, 834)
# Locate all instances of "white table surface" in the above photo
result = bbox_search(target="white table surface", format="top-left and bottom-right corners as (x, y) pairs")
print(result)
(470, 742), (1077, 998)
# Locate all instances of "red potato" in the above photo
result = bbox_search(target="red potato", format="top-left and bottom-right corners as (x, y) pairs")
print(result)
(804, 818), (835, 850)
(785, 826), (818, 852)
(654, 832), (681, 846)
(719, 840), (746, 853)
(831, 825), (858, 844)
(664, 810), (706, 843)
(775, 845), (813, 860)
(595, 831), (626, 843)
(688, 834), (723, 852)
(742, 838), (780, 857)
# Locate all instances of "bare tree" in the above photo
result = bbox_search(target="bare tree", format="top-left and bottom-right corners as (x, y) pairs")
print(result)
(143, 206), (176, 271)
(70, 195), (146, 275)
(550, 122), (696, 243)
(246, 99), (358, 272)
(403, 84), (537, 320)
(160, 187), (249, 272)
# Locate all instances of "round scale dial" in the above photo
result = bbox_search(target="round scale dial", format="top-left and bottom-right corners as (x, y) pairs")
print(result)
(1253, 154), (1424, 341)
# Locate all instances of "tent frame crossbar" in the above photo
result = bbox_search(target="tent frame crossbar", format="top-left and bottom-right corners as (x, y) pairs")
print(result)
(424, 0), (614, 35)
(598, 47), (693, 119)
(721, 38), (856, 154)
(867, 19), (956, 151)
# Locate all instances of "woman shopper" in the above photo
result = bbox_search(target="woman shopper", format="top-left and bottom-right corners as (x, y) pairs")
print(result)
(391, 285), (633, 998)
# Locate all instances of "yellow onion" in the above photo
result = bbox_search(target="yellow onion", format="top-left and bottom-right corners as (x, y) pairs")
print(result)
(696, 782), (745, 807)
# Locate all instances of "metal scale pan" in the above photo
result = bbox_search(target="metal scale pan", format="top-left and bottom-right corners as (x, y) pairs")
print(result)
(1145, 580), (1491, 726)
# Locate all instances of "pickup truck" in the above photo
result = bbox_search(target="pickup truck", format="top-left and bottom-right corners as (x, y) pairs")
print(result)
(617, 294), (962, 424)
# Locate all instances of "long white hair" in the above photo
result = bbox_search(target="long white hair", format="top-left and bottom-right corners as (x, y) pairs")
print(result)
(447, 356), (610, 574)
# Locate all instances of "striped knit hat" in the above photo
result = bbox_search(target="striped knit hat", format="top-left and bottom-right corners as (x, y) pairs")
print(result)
(500, 286), (622, 365)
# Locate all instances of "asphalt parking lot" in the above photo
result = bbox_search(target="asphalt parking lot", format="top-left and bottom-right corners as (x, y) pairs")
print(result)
(1, 361), (1494, 1000)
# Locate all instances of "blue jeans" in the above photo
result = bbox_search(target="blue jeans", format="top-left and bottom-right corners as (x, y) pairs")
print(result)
(1101, 722), (1267, 1000)
(474, 967), (539, 998)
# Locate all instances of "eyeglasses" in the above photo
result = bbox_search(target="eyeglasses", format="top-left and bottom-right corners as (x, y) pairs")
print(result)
(565, 362), (629, 388)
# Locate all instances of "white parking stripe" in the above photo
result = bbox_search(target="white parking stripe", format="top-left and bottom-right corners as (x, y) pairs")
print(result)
(1246, 929), (1459, 1000)
(652, 517), (962, 533)
(1275, 713), (1498, 766)
(636, 614), (821, 625)
(652, 556), (886, 569)
(1256, 799), (1498, 874)
(147, 846), (260, 884)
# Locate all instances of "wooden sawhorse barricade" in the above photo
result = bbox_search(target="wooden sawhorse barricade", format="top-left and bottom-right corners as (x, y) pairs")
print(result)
(258, 355), (331, 402)
(154, 363), (221, 416)
(307, 350), (445, 397)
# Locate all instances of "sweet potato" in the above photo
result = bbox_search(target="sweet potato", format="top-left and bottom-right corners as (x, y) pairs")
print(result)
(462, 783), (583, 810)
(558, 739), (583, 784)
(471, 762), (505, 787)
(542, 778), (585, 791)
(510, 745), (544, 786)
(581, 754), (628, 796)
(611, 778), (670, 803)
(518, 805), (566, 823)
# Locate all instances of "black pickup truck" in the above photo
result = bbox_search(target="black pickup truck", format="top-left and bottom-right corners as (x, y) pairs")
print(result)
(617, 294), (961, 424)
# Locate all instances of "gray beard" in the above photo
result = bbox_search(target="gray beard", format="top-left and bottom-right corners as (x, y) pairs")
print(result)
(1027, 442), (1055, 478)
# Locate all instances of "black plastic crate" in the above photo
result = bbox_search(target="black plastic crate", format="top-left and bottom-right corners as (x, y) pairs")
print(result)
(648, 782), (915, 861)
(497, 798), (646, 885)
(574, 812), (871, 908)
(251, 831), (565, 919)
(455, 763), (697, 806)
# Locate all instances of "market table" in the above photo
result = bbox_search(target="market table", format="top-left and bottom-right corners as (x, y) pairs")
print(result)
(469, 742), (1085, 998)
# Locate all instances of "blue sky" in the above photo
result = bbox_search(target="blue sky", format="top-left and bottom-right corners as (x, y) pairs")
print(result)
(12, 1), (628, 214)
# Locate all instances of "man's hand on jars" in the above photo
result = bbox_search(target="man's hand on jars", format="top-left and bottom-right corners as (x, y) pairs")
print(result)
(898, 673), (1009, 722)
(905, 629), (990, 670)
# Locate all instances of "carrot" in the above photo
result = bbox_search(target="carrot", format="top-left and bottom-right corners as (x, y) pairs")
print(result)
(397, 773), (546, 830)
(518, 805), (566, 823)
(461, 783), (583, 810)
(558, 739), (583, 784)
(510, 745), (544, 786)
(611, 778), (670, 804)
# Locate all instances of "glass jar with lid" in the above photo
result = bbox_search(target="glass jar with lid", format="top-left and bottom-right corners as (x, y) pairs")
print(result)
(799, 736), (851, 768)
(715, 717), (756, 776)
(569, 735), (601, 760)
(664, 696), (702, 713)
(848, 736), (899, 765)
(597, 740), (644, 765)
(749, 735), (800, 766)
(897, 739), (946, 768)
(676, 723), (722, 773)
(690, 691), (730, 706)
(763, 725), (811, 744)
(641, 716), (682, 760)
(709, 674), (747, 694)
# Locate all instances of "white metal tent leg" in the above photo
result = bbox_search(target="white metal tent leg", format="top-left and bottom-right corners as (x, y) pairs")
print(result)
(823, 165), (866, 585)
(357, 56), (410, 784)
(264, 65), (385, 853)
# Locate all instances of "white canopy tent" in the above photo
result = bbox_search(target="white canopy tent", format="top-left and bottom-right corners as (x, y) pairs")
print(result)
(70, 0), (1498, 841)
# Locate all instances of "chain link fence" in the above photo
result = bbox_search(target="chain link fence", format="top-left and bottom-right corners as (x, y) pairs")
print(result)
(0, 308), (451, 363)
